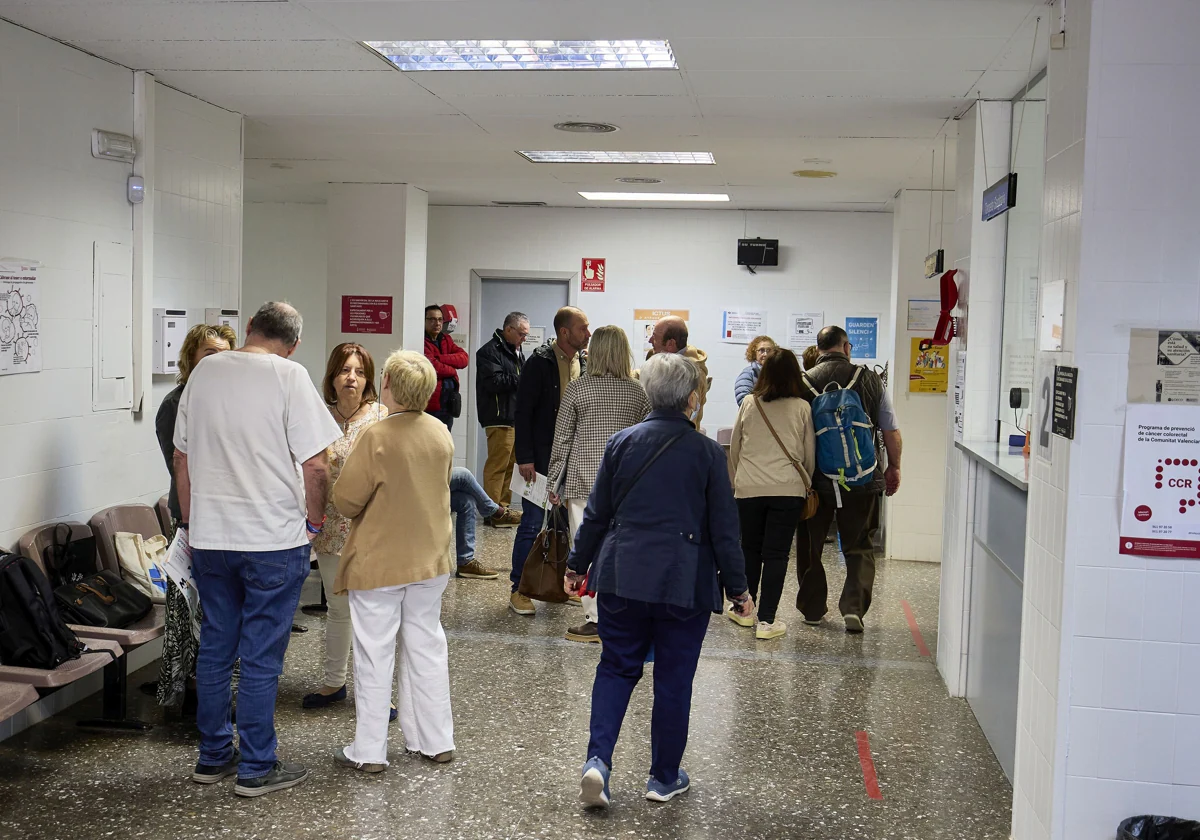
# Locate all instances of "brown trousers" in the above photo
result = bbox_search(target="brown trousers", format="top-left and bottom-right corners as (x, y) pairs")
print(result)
(795, 490), (879, 621)
(483, 426), (516, 507)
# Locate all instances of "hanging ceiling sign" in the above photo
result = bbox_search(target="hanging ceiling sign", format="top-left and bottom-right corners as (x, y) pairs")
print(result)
(982, 173), (1018, 221)
(924, 249), (944, 278)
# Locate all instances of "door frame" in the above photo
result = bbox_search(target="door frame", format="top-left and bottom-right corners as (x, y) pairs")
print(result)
(465, 268), (579, 476)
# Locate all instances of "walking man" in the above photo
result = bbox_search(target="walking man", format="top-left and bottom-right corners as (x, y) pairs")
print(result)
(475, 311), (528, 527)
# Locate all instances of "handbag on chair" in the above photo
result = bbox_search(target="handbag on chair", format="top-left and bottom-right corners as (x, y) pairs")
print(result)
(517, 504), (571, 604)
(54, 570), (152, 629)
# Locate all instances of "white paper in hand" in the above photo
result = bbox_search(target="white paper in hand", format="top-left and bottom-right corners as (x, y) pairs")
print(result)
(510, 464), (549, 510)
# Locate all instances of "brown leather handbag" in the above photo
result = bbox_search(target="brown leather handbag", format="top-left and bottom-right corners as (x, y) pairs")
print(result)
(753, 397), (819, 520)
(517, 504), (571, 604)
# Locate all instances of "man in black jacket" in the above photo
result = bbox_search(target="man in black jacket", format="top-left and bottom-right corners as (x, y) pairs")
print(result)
(475, 311), (529, 527)
(508, 306), (590, 616)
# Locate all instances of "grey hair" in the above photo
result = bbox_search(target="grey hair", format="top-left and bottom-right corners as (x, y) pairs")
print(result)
(503, 311), (529, 330)
(248, 301), (302, 346)
(641, 352), (700, 413)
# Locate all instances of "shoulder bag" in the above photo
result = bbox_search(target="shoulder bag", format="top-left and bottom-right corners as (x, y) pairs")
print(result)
(753, 397), (819, 521)
(42, 523), (98, 589)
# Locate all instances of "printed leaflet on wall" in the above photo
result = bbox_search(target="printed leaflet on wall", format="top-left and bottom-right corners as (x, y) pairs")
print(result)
(787, 312), (823, 349)
(909, 338), (949, 393)
(721, 309), (767, 344)
(1119, 403), (1200, 559)
(0, 258), (41, 376)
(1127, 329), (1200, 405)
(633, 309), (689, 352)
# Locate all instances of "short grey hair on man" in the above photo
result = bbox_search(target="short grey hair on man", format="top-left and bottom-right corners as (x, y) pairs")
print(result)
(503, 311), (529, 330)
(640, 351), (700, 413)
(248, 301), (303, 346)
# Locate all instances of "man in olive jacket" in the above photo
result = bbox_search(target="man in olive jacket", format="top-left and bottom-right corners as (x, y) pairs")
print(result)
(475, 311), (529, 523)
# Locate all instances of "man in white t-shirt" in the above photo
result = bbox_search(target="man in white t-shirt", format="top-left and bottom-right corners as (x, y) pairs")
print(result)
(173, 301), (341, 798)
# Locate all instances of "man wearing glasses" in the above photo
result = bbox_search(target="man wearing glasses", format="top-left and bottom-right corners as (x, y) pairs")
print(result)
(422, 304), (469, 431)
(474, 311), (530, 526)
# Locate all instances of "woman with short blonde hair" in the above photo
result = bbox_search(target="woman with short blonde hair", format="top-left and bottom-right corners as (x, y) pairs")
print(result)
(735, 335), (779, 406)
(332, 349), (457, 772)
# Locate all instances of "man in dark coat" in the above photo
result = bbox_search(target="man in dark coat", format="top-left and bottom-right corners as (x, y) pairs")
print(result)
(475, 311), (529, 526)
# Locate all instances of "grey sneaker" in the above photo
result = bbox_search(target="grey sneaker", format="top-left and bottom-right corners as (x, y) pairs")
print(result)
(334, 747), (386, 774)
(192, 748), (240, 784)
(233, 761), (310, 798)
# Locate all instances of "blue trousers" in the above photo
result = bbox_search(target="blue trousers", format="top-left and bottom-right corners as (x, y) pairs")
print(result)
(587, 594), (710, 784)
(508, 497), (544, 592)
(450, 467), (499, 564)
(192, 545), (309, 779)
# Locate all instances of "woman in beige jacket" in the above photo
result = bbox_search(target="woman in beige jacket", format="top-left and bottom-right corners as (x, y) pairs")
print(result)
(331, 349), (455, 773)
(728, 349), (816, 640)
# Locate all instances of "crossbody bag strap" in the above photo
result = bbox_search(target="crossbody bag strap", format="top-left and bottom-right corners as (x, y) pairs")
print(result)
(611, 428), (691, 515)
(753, 398), (813, 492)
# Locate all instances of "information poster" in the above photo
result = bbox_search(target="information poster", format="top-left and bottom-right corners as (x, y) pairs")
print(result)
(846, 315), (879, 360)
(907, 299), (940, 332)
(581, 258), (605, 293)
(1128, 329), (1200, 405)
(525, 326), (547, 349)
(0, 259), (41, 376)
(721, 308), (767, 344)
(1119, 403), (1200, 559)
(340, 295), (393, 335)
(909, 339), (949, 393)
(633, 309), (689, 352)
(953, 351), (966, 442)
(788, 312), (823, 350)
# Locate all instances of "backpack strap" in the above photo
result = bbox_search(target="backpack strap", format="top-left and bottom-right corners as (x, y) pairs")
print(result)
(847, 365), (865, 390)
(801, 372), (821, 399)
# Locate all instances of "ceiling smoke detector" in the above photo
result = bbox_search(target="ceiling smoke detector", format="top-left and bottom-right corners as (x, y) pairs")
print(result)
(553, 121), (620, 134)
(792, 169), (837, 179)
(615, 177), (663, 184)
(491, 200), (548, 207)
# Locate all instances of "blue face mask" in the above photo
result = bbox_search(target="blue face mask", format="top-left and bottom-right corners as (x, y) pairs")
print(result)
(688, 392), (699, 422)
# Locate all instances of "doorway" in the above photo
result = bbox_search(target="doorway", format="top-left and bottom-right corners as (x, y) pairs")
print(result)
(467, 274), (571, 480)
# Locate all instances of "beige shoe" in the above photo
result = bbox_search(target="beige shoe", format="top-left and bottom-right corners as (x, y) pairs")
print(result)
(509, 592), (536, 616)
(409, 749), (455, 764)
(489, 508), (521, 528)
(456, 559), (499, 580)
(567, 593), (582, 605)
(725, 605), (755, 628)
(755, 620), (787, 640)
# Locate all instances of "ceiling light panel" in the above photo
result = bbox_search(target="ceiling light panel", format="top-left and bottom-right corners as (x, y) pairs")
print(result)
(579, 192), (730, 202)
(519, 151), (714, 165)
(364, 40), (677, 71)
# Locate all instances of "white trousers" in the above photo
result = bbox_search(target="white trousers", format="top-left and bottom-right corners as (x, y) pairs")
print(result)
(315, 551), (352, 688)
(344, 575), (454, 765)
(567, 500), (598, 625)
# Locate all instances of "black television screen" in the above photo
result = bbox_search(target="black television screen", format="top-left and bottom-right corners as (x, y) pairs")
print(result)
(738, 238), (779, 267)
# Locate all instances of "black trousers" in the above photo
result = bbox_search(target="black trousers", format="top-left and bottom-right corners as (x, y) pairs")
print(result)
(736, 496), (805, 624)
(796, 490), (880, 621)
(428, 409), (454, 432)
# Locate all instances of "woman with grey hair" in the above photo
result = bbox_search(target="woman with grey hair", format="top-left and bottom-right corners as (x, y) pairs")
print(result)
(565, 351), (752, 809)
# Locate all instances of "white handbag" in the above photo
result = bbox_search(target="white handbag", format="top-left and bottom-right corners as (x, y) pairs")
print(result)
(114, 531), (170, 604)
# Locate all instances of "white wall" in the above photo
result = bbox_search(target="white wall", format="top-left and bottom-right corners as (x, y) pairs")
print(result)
(242, 203), (328, 385)
(0, 19), (242, 551)
(426, 206), (895, 457)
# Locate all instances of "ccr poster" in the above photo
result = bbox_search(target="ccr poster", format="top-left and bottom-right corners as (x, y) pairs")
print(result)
(1119, 403), (1200, 559)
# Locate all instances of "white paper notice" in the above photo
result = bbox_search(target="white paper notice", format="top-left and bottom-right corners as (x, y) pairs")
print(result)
(1119, 403), (1200, 559)
(1128, 329), (1200, 405)
(526, 326), (547, 349)
(906, 299), (939, 332)
(787, 312), (823, 350)
(721, 309), (767, 344)
(953, 351), (966, 443)
(0, 258), (41, 376)
(1039, 279), (1065, 352)
(510, 464), (549, 510)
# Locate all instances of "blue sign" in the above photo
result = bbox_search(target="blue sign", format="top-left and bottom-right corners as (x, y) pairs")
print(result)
(846, 316), (879, 360)
(982, 172), (1018, 221)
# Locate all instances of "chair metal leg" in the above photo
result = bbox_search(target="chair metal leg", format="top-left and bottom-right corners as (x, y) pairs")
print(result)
(77, 655), (153, 733)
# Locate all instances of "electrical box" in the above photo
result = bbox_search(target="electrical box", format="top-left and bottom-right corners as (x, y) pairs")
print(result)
(204, 308), (240, 334)
(153, 308), (189, 375)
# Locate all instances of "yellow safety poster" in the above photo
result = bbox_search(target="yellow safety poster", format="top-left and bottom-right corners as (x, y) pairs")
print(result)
(909, 338), (949, 393)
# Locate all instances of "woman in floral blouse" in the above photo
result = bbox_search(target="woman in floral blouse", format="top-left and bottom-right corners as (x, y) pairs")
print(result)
(303, 343), (387, 709)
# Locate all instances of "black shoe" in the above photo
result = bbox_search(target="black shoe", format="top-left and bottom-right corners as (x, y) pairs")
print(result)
(389, 705), (398, 723)
(192, 748), (241, 784)
(302, 685), (347, 709)
(290, 623), (308, 634)
(234, 761), (310, 798)
(138, 680), (159, 697)
(181, 687), (198, 718)
(300, 604), (328, 616)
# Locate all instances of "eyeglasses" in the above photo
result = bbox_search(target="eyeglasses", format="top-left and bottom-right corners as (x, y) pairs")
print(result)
(426, 316), (444, 323)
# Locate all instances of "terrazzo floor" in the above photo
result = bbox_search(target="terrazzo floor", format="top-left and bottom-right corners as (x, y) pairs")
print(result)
(0, 525), (1014, 840)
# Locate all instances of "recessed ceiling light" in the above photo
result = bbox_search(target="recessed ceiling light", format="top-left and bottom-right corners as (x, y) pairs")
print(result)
(363, 40), (676, 71)
(579, 192), (730, 202)
(519, 151), (714, 165)
(554, 122), (620, 134)
(792, 169), (837, 178)
(491, 200), (547, 207)
(616, 177), (663, 184)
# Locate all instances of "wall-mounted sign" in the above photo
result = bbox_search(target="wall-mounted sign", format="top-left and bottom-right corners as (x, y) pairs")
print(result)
(910, 338), (949, 393)
(341, 295), (393, 334)
(581, 258), (605, 292)
(788, 312), (823, 350)
(924, 249), (945, 278)
(953, 351), (966, 442)
(907, 299), (940, 332)
(0, 258), (41, 376)
(982, 172), (1019, 221)
(633, 309), (689, 352)
(525, 326), (547, 348)
(1128, 329), (1200, 405)
(1052, 365), (1078, 439)
(1119, 403), (1200, 559)
(721, 308), (767, 344)
(846, 315), (879, 360)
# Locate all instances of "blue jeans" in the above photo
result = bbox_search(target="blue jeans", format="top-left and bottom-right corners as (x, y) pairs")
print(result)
(451, 467), (500, 564)
(587, 594), (710, 784)
(192, 545), (310, 779)
(509, 497), (544, 592)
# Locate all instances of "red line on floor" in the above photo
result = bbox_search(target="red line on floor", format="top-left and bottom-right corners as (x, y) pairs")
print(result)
(855, 731), (883, 800)
(901, 599), (931, 657)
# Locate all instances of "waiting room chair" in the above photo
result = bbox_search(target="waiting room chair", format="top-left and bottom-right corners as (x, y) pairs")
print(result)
(88, 504), (163, 576)
(716, 427), (734, 446)
(0, 682), (39, 723)
(155, 495), (171, 537)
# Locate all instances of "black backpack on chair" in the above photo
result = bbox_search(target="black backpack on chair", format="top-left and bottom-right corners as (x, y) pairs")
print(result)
(0, 551), (84, 669)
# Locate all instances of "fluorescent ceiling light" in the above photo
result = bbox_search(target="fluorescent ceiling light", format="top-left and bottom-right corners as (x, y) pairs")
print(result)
(364, 40), (676, 71)
(579, 192), (730, 202)
(519, 151), (714, 165)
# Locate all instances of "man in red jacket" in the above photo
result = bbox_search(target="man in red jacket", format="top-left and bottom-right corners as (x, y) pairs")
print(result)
(423, 304), (468, 431)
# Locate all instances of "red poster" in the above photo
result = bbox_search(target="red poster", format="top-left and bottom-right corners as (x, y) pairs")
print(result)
(341, 295), (393, 334)
(581, 258), (606, 292)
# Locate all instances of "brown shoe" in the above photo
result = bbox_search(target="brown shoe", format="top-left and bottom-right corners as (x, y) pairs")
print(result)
(509, 592), (536, 616)
(456, 559), (499, 580)
(489, 508), (521, 528)
(567, 593), (582, 605)
(566, 621), (600, 643)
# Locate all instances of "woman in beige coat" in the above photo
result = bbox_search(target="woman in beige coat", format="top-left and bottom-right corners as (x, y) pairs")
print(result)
(728, 349), (816, 640)
(331, 349), (455, 773)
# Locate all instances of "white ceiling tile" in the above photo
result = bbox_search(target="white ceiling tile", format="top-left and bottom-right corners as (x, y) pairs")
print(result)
(211, 92), (459, 118)
(446, 94), (699, 119)
(70, 40), (387, 71)
(672, 37), (1013, 74)
(685, 70), (983, 100)
(251, 112), (484, 135)
(409, 69), (689, 98)
(153, 70), (406, 100)
(466, 113), (704, 139)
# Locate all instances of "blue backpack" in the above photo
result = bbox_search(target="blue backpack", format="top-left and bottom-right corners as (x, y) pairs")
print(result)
(803, 366), (877, 504)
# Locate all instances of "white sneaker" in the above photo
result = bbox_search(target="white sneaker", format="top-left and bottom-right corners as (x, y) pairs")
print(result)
(844, 614), (864, 634)
(725, 606), (755, 628)
(755, 620), (786, 640)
